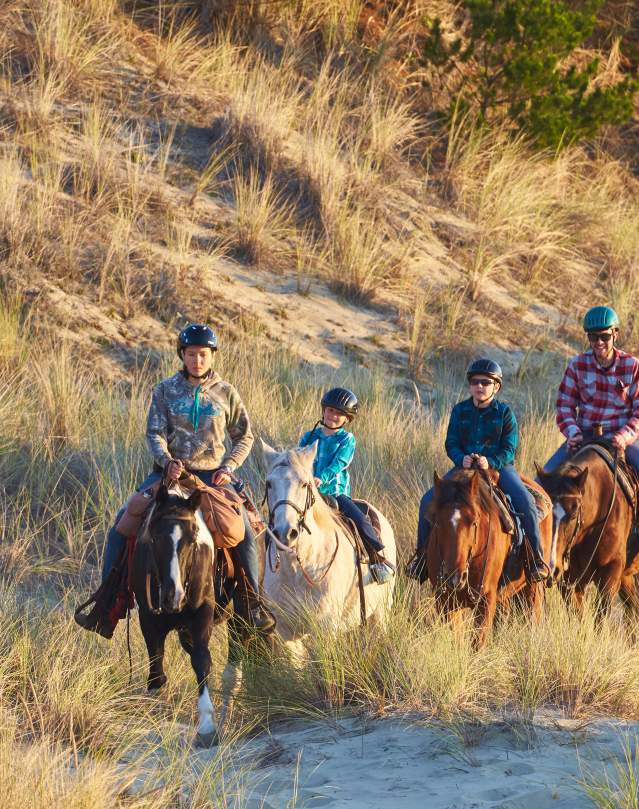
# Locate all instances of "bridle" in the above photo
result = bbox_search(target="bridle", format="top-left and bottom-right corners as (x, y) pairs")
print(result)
(434, 516), (489, 604)
(264, 476), (316, 538)
(263, 474), (339, 587)
(144, 511), (199, 615)
(553, 494), (583, 570)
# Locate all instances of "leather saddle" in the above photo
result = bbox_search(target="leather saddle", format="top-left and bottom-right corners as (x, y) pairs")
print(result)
(320, 494), (381, 559)
(484, 470), (552, 536)
(574, 441), (639, 511)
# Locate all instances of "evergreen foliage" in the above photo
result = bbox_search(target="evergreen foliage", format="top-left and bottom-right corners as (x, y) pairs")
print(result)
(423, 0), (637, 148)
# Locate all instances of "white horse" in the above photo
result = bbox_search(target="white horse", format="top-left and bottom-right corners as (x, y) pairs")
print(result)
(261, 440), (396, 660)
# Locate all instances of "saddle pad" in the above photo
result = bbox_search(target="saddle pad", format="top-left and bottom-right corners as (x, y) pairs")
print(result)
(521, 475), (552, 522)
(489, 475), (552, 533)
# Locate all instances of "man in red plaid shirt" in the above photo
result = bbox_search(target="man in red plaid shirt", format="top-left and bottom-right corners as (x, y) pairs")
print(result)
(542, 306), (639, 473)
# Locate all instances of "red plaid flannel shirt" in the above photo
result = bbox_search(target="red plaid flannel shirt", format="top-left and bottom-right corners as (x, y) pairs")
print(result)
(556, 349), (639, 447)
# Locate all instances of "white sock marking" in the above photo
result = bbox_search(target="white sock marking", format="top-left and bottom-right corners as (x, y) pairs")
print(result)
(197, 686), (216, 736)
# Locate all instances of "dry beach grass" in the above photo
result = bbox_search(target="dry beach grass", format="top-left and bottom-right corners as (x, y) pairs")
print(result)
(1, 295), (639, 805)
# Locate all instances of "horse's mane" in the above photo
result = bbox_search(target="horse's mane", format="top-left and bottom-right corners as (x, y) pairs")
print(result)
(282, 449), (342, 534)
(435, 469), (494, 514)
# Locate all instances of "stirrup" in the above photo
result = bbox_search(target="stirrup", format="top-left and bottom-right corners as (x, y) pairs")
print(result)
(370, 562), (394, 584)
(405, 553), (428, 583)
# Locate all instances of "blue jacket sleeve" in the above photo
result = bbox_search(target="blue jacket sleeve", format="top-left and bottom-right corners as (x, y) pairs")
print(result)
(445, 405), (466, 467)
(318, 433), (356, 485)
(486, 406), (518, 471)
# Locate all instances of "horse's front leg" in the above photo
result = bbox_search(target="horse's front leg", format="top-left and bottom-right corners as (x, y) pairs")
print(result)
(139, 611), (168, 691)
(522, 580), (545, 622)
(473, 591), (497, 649)
(593, 558), (623, 622)
(620, 573), (639, 629)
(188, 608), (217, 747)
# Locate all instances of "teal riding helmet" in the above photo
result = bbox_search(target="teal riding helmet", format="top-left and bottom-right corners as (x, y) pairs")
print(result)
(583, 306), (619, 333)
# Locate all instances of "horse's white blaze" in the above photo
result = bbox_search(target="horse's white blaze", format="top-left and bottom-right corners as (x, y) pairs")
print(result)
(197, 686), (216, 736)
(170, 524), (184, 609)
(450, 509), (461, 530)
(551, 502), (566, 570)
(194, 509), (215, 551)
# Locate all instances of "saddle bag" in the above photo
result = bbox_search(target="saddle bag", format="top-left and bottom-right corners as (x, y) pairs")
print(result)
(196, 485), (245, 548)
(115, 486), (159, 537)
(74, 538), (135, 639)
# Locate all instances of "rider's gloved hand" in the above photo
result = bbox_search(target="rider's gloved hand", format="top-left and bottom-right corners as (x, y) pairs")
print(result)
(475, 455), (489, 470)
(462, 455), (474, 469)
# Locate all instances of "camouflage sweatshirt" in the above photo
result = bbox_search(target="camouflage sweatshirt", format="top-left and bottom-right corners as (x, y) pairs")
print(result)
(146, 371), (254, 472)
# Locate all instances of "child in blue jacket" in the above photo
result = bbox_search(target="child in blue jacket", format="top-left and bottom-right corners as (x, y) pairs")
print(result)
(300, 387), (393, 584)
(407, 358), (547, 584)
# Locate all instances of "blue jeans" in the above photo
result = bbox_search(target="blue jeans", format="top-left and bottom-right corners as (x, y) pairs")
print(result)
(542, 438), (639, 473)
(417, 465), (544, 558)
(335, 495), (384, 553)
(102, 471), (260, 606)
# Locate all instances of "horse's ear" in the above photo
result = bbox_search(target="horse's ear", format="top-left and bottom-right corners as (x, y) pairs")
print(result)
(298, 441), (318, 468)
(156, 484), (169, 505)
(534, 462), (546, 480)
(433, 471), (442, 491)
(260, 438), (279, 469)
(186, 489), (202, 511)
(573, 466), (589, 493)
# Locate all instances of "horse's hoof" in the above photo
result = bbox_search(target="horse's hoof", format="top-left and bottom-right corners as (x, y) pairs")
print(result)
(147, 675), (168, 691)
(196, 730), (220, 748)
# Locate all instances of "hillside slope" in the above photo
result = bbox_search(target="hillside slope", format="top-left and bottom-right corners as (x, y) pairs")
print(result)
(3, 0), (639, 386)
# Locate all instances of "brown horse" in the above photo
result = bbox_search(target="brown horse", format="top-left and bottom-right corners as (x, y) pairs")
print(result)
(131, 484), (250, 746)
(536, 447), (639, 617)
(427, 469), (552, 646)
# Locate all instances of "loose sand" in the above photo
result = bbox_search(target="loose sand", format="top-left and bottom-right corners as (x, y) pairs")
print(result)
(186, 712), (639, 808)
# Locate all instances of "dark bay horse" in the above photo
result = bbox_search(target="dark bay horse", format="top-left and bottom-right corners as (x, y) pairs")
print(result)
(427, 469), (552, 646)
(131, 484), (246, 745)
(536, 447), (639, 617)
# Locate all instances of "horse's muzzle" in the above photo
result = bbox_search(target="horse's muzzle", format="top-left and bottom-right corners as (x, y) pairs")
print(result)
(272, 526), (299, 551)
(439, 563), (469, 592)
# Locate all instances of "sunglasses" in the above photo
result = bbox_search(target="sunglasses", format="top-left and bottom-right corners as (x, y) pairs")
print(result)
(587, 332), (614, 344)
(469, 378), (495, 387)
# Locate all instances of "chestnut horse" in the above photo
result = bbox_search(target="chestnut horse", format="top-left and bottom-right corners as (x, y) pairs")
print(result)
(536, 447), (639, 617)
(427, 469), (552, 646)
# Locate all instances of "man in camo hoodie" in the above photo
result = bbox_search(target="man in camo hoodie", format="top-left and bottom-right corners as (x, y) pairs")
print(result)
(101, 323), (273, 631)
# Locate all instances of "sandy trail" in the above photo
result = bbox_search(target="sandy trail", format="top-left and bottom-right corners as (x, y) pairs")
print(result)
(189, 713), (639, 808)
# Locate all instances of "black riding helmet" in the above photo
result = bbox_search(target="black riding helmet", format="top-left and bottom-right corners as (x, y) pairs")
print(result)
(466, 358), (503, 384)
(321, 387), (359, 420)
(177, 324), (218, 358)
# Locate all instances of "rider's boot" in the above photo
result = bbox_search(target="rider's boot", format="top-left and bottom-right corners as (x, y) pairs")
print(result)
(233, 515), (276, 633)
(405, 552), (428, 582)
(526, 539), (549, 584)
(406, 517), (431, 583)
